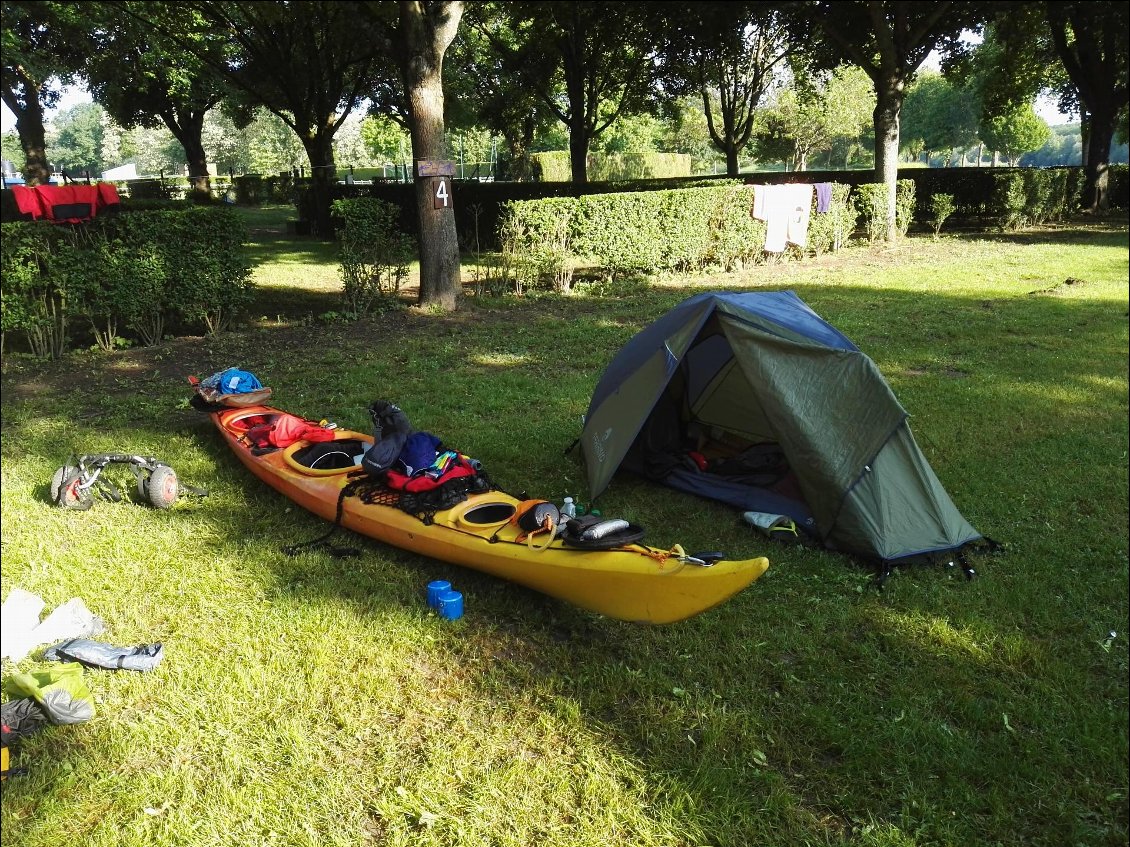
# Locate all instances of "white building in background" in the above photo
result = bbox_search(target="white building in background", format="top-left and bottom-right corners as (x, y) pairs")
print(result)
(101, 163), (138, 181)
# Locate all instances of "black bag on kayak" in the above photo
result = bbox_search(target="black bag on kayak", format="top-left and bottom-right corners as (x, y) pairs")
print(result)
(362, 400), (413, 476)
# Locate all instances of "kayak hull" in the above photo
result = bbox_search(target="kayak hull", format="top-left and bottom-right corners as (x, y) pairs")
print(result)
(210, 405), (768, 624)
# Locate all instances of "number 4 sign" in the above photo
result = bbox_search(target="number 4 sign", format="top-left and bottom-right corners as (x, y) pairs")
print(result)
(432, 177), (451, 210)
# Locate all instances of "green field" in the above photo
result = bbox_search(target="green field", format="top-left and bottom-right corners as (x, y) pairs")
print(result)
(1, 208), (1127, 847)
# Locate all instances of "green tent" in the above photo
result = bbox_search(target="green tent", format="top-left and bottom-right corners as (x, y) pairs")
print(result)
(580, 290), (982, 563)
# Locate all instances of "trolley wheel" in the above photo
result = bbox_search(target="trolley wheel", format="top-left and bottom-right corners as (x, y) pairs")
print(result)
(50, 464), (76, 503)
(146, 464), (180, 509)
(52, 466), (93, 511)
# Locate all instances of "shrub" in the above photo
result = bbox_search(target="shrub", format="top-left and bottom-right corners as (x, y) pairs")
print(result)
(126, 178), (176, 201)
(896, 179), (916, 237)
(991, 171), (1030, 230)
(58, 237), (123, 351)
(0, 223), (70, 358)
(855, 180), (915, 241)
(234, 175), (266, 205)
(1, 206), (253, 357)
(929, 193), (956, 237)
(855, 183), (888, 243)
(331, 197), (414, 316)
(1109, 164), (1128, 210)
(808, 184), (857, 255)
(113, 206), (253, 334)
(108, 244), (168, 346)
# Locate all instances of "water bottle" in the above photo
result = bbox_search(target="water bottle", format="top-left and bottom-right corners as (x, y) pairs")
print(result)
(580, 519), (630, 541)
(561, 497), (577, 519)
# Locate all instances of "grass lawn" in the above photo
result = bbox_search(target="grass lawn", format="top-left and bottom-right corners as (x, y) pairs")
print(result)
(1, 205), (1127, 847)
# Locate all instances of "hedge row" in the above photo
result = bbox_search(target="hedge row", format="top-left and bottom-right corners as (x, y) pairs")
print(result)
(115, 174), (297, 205)
(317, 163), (1127, 250)
(496, 182), (858, 288)
(324, 175), (747, 252)
(1, 206), (252, 358)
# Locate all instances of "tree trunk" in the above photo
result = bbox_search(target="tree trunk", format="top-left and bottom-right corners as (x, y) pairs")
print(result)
(568, 119), (590, 183)
(503, 114), (535, 182)
(872, 81), (902, 242)
(725, 143), (739, 176)
(184, 138), (212, 203)
(166, 111), (212, 204)
(1082, 103), (1116, 213)
(400, 0), (463, 311)
(300, 132), (338, 238)
(6, 78), (51, 185)
(17, 107), (51, 185)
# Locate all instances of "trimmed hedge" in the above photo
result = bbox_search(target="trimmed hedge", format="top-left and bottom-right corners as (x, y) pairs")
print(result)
(280, 162), (1123, 252)
(498, 182), (857, 285)
(1, 206), (252, 358)
(323, 175), (743, 251)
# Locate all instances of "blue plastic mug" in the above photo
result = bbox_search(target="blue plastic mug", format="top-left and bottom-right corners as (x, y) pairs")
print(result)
(426, 580), (452, 609)
(436, 590), (464, 621)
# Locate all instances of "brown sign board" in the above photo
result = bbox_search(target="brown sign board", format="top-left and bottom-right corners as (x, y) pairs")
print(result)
(416, 159), (456, 177)
(431, 177), (452, 210)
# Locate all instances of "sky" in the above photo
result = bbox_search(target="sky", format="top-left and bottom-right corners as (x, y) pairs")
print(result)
(2, 85), (91, 133)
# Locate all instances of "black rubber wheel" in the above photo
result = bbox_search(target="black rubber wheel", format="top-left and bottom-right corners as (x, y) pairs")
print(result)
(53, 468), (93, 511)
(146, 464), (179, 509)
(136, 472), (149, 503)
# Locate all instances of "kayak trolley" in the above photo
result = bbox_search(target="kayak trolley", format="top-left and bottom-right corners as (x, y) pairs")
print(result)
(50, 454), (203, 511)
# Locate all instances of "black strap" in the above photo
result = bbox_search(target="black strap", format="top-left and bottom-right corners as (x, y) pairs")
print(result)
(282, 481), (362, 558)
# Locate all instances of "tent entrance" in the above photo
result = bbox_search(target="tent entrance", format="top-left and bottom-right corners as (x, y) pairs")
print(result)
(621, 322), (816, 531)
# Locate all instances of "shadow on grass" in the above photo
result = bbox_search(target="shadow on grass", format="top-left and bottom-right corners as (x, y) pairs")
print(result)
(956, 215), (1129, 248)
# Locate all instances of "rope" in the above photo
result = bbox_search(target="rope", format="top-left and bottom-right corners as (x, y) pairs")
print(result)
(281, 481), (362, 558)
(524, 514), (558, 552)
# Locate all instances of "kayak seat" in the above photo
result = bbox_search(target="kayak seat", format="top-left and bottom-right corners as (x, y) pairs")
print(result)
(290, 438), (370, 472)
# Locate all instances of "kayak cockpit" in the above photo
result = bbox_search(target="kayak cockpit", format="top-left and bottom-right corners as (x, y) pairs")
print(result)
(218, 409), (373, 476)
(284, 437), (372, 475)
(451, 500), (517, 527)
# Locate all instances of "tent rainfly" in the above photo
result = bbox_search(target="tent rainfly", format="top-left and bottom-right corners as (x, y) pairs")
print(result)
(579, 290), (982, 564)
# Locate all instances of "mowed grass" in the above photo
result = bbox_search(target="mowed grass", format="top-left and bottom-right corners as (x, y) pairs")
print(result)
(1, 207), (1127, 847)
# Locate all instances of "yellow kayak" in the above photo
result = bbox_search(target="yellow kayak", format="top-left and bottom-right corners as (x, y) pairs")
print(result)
(209, 404), (768, 624)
